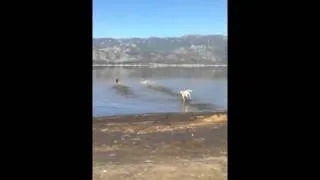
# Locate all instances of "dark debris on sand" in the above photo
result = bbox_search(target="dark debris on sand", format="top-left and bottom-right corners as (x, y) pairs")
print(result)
(93, 111), (227, 180)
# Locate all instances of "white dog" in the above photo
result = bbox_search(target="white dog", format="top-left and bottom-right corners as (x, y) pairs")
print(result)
(140, 80), (154, 86)
(178, 89), (192, 102)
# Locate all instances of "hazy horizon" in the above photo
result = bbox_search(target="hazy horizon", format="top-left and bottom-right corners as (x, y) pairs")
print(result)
(93, 34), (227, 39)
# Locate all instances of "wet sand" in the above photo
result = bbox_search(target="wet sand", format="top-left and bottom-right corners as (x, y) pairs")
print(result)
(93, 111), (227, 180)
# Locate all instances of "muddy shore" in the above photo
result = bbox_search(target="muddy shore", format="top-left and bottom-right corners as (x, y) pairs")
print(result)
(93, 111), (227, 180)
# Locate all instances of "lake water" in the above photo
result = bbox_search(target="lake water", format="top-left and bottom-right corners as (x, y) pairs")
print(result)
(93, 67), (227, 117)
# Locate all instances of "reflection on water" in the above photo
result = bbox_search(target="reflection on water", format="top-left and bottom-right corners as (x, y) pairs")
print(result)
(93, 67), (227, 117)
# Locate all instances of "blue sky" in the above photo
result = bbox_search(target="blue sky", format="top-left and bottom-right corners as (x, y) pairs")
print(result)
(93, 0), (227, 38)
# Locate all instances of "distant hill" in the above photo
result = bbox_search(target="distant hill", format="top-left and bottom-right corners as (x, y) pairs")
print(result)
(93, 35), (227, 65)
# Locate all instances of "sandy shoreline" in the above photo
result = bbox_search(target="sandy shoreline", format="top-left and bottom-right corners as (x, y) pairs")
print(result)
(93, 111), (227, 180)
(93, 111), (227, 122)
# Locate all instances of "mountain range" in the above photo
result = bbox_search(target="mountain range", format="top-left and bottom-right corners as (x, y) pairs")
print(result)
(93, 35), (227, 65)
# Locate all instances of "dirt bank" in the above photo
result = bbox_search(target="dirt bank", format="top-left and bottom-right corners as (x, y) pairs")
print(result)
(93, 111), (227, 180)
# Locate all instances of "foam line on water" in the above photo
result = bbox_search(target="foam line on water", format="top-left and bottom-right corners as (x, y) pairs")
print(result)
(140, 80), (178, 96)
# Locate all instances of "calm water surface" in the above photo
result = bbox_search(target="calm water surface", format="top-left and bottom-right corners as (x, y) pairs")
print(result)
(93, 67), (227, 117)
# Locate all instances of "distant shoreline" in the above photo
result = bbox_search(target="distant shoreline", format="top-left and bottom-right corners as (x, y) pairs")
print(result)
(92, 63), (227, 68)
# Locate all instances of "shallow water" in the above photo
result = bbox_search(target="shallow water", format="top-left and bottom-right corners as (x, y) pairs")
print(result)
(93, 67), (227, 117)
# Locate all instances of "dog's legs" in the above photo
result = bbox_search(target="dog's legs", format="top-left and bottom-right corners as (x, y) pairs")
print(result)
(182, 95), (185, 103)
